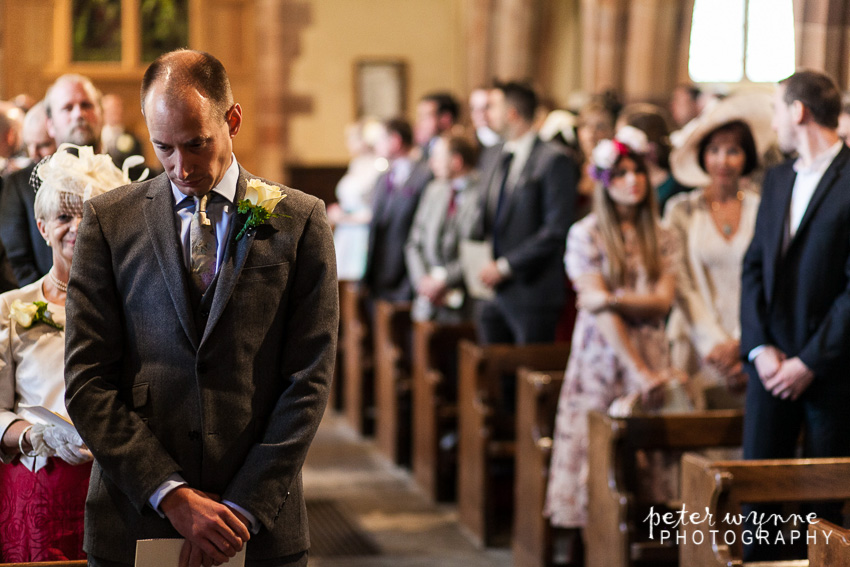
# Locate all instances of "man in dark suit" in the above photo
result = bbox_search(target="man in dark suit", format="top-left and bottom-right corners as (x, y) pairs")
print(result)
(0, 99), (57, 285)
(363, 118), (427, 301)
(472, 81), (576, 344)
(65, 50), (337, 567)
(740, 70), (850, 560)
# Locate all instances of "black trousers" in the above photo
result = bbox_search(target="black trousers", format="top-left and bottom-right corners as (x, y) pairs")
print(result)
(741, 369), (850, 561)
(475, 298), (560, 345)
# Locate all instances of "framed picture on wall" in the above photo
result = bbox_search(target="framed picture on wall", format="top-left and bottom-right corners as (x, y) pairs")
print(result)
(355, 59), (406, 119)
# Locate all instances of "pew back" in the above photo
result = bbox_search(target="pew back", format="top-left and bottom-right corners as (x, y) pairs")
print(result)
(512, 368), (564, 567)
(680, 453), (850, 567)
(411, 319), (477, 501)
(808, 519), (850, 567)
(373, 299), (413, 464)
(457, 340), (570, 547)
(586, 410), (744, 567)
(340, 281), (374, 435)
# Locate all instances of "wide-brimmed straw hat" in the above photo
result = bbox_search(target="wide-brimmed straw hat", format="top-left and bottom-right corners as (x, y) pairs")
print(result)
(670, 87), (777, 187)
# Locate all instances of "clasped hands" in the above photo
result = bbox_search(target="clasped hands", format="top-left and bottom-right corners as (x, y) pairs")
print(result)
(753, 346), (814, 401)
(705, 340), (747, 394)
(161, 486), (251, 567)
(28, 423), (93, 465)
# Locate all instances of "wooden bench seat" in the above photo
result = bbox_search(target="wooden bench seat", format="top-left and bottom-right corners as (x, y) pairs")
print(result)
(586, 410), (744, 567)
(680, 454), (850, 567)
(457, 340), (570, 548)
(410, 319), (477, 501)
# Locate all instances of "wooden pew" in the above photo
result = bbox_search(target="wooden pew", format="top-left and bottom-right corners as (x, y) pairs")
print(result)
(680, 454), (850, 567)
(327, 280), (346, 412)
(373, 299), (413, 464)
(410, 319), (477, 502)
(586, 410), (744, 567)
(457, 340), (570, 548)
(809, 519), (850, 567)
(512, 368), (564, 567)
(340, 281), (374, 435)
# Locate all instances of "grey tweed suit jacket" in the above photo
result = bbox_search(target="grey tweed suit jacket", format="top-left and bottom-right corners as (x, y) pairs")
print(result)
(64, 167), (338, 563)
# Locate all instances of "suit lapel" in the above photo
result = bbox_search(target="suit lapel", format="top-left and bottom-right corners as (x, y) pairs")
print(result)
(497, 137), (540, 233)
(143, 176), (199, 349)
(201, 169), (256, 345)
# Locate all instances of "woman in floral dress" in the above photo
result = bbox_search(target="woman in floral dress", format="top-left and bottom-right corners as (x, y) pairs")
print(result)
(543, 128), (679, 558)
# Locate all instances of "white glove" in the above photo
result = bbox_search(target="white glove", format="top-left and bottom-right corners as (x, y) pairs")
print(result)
(31, 423), (93, 465)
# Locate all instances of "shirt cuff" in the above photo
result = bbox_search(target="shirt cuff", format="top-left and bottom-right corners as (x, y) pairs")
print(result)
(748, 345), (767, 363)
(223, 500), (260, 534)
(149, 473), (188, 517)
(496, 257), (512, 278)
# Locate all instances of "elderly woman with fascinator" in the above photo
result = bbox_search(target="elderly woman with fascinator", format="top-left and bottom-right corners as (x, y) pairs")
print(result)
(665, 91), (774, 409)
(0, 144), (145, 561)
(543, 127), (683, 562)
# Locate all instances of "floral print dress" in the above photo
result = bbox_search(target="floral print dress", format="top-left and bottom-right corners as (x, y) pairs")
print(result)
(544, 213), (678, 528)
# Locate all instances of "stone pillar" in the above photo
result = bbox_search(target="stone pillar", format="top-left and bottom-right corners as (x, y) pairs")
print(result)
(793, 0), (850, 88)
(493, 0), (537, 81)
(580, 0), (628, 94)
(465, 0), (495, 92)
(254, 0), (313, 183)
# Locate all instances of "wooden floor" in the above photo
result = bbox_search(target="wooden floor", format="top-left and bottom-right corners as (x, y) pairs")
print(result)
(303, 411), (512, 567)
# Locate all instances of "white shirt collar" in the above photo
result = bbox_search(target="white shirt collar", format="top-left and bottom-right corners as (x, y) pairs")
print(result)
(503, 129), (537, 156)
(793, 141), (843, 174)
(170, 154), (240, 205)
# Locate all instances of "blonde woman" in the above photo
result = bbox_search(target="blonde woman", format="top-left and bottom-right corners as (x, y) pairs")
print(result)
(0, 145), (143, 561)
(544, 128), (680, 559)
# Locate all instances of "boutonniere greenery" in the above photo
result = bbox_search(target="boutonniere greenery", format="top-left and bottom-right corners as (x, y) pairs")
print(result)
(235, 179), (288, 241)
(10, 299), (63, 330)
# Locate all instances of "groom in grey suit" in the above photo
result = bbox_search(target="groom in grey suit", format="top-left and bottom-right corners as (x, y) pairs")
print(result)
(65, 50), (337, 567)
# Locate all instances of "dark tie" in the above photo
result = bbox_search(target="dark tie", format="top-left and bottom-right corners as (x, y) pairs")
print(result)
(492, 152), (514, 258)
(190, 194), (217, 294)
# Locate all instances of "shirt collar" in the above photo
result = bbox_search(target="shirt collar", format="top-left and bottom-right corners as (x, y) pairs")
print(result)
(451, 175), (470, 192)
(171, 154), (240, 206)
(502, 130), (537, 156)
(793, 141), (843, 174)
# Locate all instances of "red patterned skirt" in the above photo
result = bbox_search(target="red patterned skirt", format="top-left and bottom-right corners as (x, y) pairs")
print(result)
(0, 457), (91, 561)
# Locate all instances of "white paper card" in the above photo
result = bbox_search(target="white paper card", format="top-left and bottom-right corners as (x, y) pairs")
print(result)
(18, 404), (76, 434)
(459, 240), (495, 300)
(135, 539), (246, 567)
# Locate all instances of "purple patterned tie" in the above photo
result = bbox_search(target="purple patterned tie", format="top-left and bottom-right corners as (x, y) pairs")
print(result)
(190, 194), (217, 293)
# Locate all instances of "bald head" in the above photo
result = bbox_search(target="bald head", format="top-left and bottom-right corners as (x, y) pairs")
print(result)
(44, 74), (102, 147)
(141, 49), (234, 122)
(22, 101), (56, 161)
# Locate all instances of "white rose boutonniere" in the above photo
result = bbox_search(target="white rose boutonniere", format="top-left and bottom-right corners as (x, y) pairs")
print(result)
(10, 299), (63, 330)
(235, 179), (288, 241)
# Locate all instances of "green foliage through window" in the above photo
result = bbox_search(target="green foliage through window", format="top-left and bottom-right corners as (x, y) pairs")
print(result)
(141, 0), (189, 63)
(72, 0), (122, 62)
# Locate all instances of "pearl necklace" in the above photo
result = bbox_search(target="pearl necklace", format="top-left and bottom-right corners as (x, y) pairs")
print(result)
(48, 269), (68, 293)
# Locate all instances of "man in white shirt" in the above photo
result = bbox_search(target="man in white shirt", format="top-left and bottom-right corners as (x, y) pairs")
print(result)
(740, 69), (850, 561)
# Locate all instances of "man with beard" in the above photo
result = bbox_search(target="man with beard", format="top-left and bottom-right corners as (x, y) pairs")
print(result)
(0, 75), (102, 285)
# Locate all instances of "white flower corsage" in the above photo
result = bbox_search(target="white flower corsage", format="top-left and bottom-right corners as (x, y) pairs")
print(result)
(10, 299), (63, 330)
(235, 179), (288, 241)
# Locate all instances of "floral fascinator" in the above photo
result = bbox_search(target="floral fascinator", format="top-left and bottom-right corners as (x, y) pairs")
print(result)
(34, 143), (148, 218)
(589, 125), (649, 188)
